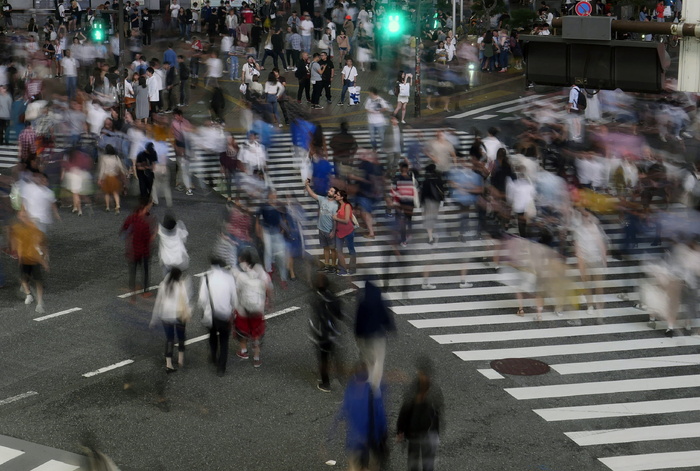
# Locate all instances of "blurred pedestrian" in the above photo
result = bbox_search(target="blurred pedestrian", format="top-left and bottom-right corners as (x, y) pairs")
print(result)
(355, 280), (395, 391)
(309, 272), (344, 392)
(256, 190), (289, 286)
(333, 189), (355, 276)
(97, 144), (126, 213)
(11, 209), (49, 313)
(158, 212), (189, 275)
(396, 357), (444, 471)
(365, 87), (390, 151)
(120, 197), (155, 297)
(199, 256), (238, 376)
(150, 268), (191, 372)
(232, 249), (272, 368)
(393, 71), (412, 124)
(135, 142), (156, 200)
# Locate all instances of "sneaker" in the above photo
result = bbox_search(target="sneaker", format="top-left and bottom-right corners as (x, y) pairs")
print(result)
(459, 281), (473, 289)
(317, 382), (331, 393)
(185, 189), (193, 196)
(24, 294), (34, 305)
(338, 102), (344, 106)
(567, 319), (582, 326)
(555, 311), (564, 317)
(325, 265), (336, 274)
(236, 350), (249, 360)
(35, 303), (45, 314)
(421, 283), (436, 290)
(400, 241), (408, 248)
(317, 265), (329, 272)
(253, 357), (262, 368)
(665, 328), (674, 338)
(337, 268), (349, 276)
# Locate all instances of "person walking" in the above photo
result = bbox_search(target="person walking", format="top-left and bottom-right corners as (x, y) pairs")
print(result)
(150, 268), (191, 372)
(338, 57), (357, 106)
(11, 209), (49, 314)
(396, 358), (445, 471)
(364, 87), (391, 151)
(319, 51), (334, 105)
(120, 198), (155, 298)
(309, 272), (344, 392)
(256, 190), (289, 286)
(263, 71), (284, 126)
(393, 71), (412, 124)
(232, 249), (272, 368)
(97, 144), (126, 213)
(158, 212), (189, 274)
(309, 52), (325, 109)
(135, 142), (157, 200)
(198, 256), (238, 376)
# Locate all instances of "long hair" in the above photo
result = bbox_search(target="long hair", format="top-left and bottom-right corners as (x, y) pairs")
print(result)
(164, 268), (182, 293)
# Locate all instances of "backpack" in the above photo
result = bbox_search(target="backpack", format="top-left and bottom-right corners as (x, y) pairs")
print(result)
(238, 270), (267, 313)
(575, 86), (587, 110)
(394, 81), (400, 97)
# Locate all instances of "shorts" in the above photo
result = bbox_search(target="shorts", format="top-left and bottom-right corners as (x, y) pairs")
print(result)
(335, 232), (356, 255)
(234, 310), (266, 340)
(318, 229), (334, 248)
(356, 196), (375, 214)
(21, 264), (43, 282)
(398, 96), (409, 104)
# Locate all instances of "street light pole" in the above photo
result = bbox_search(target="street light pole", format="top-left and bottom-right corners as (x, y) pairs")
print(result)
(117, 0), (125, 120)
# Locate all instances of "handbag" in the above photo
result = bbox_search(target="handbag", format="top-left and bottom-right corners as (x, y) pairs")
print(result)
(318, 37), (328, 49)
(239, 32), (249, 43)
(411, 174), (421, 209)
(202, 274), (215, 327)
(239, 83), (248, 94)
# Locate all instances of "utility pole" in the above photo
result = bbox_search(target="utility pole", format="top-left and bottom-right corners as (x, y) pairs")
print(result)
(413, 0), (421, 118)
(117, 0), (125, 120)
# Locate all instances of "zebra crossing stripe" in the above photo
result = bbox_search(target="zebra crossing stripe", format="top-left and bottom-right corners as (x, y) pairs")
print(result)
(504, 374), (700, 400)
(566, 423), (700, 446)
(534, 397), (700, 422)
(431, 322), (653, 345)
(409, 307), (646, 329)
(30, 460), (80, 471)
(454, 337), (700, 363)
(0, 446), (23, 465)
(598, 450), (700, 471)
(447, 94), (544, 119)
(550, 354), (700, 375)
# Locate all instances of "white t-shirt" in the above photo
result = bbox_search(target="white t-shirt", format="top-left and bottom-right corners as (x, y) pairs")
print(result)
(61, 56), (78, 77)
(300, 19), (314, 36)
(341, 65), (357, 82)
(264, 81), (284, 97)
(206, 57), (223, 78)
(170, 2), (180, 18)
(146, 75), (160, 101)
(21, 181), (56, 227)
(364, 96), (389, 125)
(482, 135), (505, 165)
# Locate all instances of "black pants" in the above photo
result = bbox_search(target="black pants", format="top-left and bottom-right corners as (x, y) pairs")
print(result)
(128, 256), (149, 292)
(311, 81), (324, 105)
(179, 79), (188, 105)
(0, 119), (8, 145)
(138, 171), (153, 197)
(285, 49), (293, 66)
(322, 79), (331, 101)
(291, 49), (300, 68)
(297, 77), (310, 101)
(143, 29), (152, 45)
(163, 321), (186, 358)
(209, 317), (231, 374)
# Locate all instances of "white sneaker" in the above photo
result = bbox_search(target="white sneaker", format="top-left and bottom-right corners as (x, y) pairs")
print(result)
(421, 283), (436, 290)
(567, 319), (582, 326)
(459, 281), (473, 289)
(186, 189), (193, 196)
(25, 294), (34, 305)
(555, 311), (564, 317)
(35, 303), (45, 314)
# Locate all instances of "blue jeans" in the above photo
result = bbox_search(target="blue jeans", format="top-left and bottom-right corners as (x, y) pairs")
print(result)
(229, 55), (239, 79)
(266, 94), (280, 123)
(367, 123), (385, 150)
(262, 229), (288, 281)
(340, 79), (353, 103)
(499, 50), (509, 69)
(335, 231), (356, 255)
(302, 35), (312, 53)
(66, 75), (77, 101)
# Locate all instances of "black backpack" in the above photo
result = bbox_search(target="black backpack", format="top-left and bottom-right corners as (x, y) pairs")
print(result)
(575, 86), (587, 110)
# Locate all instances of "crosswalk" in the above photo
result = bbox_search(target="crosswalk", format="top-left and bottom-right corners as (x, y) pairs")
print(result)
(447, 92), (566, 121)
(257, 130), (700, 471)
(0, 435), (88, 470)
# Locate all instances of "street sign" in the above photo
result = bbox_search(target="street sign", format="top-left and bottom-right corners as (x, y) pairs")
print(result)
(575, 1), (592, 16)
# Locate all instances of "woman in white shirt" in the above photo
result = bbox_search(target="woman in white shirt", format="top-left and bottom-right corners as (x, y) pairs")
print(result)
(392, 71), (412, 124)
(263, 71), (284, 127)
(150, 268), (191, 372)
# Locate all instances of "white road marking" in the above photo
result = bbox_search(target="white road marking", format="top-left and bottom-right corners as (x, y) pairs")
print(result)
(598, 451), (700, 471)
(454, 337), (700, 362)
(335, 288), (356, 297)
(551, 354), (700, 375)
(477, 369), (504, 380)
(82, 360), (135, 378)
(30, 461), (80, 471)
(566, 423), (700, 446)
(534, 397), (700, 422)
(265, 306), (300, 320)
(0, 445), (24, 465)
(117, 286), (159, 298)
(447, 95), (543, 119)
(0, 391), (38, 407)
(473, 114), (498, 120)
(505, 374), (700, 400)
(33, 307), (82, 322)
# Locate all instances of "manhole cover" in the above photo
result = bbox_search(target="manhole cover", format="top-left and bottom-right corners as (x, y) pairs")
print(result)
(490, 358), (550, 376)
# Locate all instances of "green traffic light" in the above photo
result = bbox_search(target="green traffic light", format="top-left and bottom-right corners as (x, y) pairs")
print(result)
(388, 14), (400, 34)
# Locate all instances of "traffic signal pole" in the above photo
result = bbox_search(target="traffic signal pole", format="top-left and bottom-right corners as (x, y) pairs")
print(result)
(413, 0), (421, 118)
(550, 18), (700, 37)
(117, 0), (125, 120)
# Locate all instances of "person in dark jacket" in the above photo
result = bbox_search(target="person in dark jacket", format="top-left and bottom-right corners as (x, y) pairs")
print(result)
(420, 163), (446, 245)
(397, 357), (444, 471)
(354, 280), (395, 392)
(309, 273), (344, 392)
